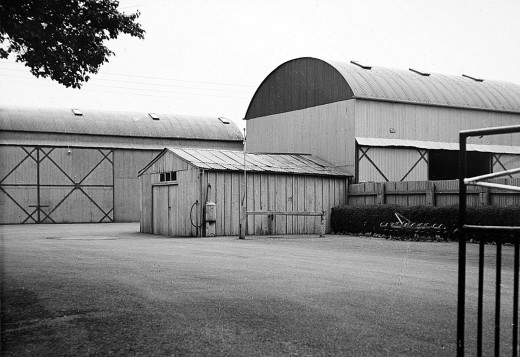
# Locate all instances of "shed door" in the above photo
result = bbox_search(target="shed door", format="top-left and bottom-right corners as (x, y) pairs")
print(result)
(152, 185), (169, 236)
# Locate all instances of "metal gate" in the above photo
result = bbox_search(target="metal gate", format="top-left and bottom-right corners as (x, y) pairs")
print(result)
(458, 125), (520, 356)
(0, 146), (114, 224)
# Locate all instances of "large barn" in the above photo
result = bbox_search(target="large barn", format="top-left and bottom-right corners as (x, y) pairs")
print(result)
(245, 57), (520, 183)
(0, 106), (243, 224)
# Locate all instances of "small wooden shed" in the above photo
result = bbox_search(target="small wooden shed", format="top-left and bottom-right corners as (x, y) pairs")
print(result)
(139, 148), (351, 237)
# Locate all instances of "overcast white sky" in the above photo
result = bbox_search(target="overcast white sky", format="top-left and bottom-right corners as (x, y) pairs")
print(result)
(1, 0), (520, 129)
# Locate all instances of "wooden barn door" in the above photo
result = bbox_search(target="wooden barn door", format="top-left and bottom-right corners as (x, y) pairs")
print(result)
(0, 146), (114, 224)
(0, 146), (39, 223)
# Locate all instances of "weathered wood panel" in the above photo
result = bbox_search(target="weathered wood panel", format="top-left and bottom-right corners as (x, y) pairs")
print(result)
(152, 185), (168, 236)
(348, 179), (520, 208)
(246, 100), (356, 174)
(358, 146), (428, 183)
(493, 154), (520, 178)
(114, 150), (157, 222)
(355, 101), (520, 146)
(139, 174), (152, 233)
(0, 146), (38, 224)
(0, 186), (38, 224)
(0, 146), (114, 224)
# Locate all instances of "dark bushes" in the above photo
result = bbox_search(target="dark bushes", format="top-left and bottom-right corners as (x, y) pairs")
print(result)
(331, 204), (520, 242)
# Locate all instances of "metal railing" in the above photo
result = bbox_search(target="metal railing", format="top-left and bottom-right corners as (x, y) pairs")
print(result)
(458, 125), (520, 356)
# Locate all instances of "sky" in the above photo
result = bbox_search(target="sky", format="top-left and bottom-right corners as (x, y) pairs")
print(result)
(1, 0), (520, 130)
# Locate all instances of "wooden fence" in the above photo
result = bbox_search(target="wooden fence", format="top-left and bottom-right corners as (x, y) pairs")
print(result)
(348, 179), (520, 207)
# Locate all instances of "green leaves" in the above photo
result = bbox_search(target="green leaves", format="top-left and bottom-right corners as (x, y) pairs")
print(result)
(0, 0), (145, 88)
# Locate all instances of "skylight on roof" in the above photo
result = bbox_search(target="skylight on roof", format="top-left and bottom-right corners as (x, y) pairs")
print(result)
(218, 117), (230, 124)
(409, 68), (431, 76)
(149, 113), (160, 120)
(462, 74), (484, 82)
(350, 61), (372, 70)
(71, 108), (83, 116)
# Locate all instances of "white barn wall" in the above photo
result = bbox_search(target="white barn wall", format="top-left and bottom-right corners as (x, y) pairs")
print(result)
(355, 100), (520, 145)
(247, 100), (356, 174)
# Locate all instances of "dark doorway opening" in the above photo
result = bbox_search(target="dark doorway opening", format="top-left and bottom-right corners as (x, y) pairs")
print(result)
(429, 150), (491, 180)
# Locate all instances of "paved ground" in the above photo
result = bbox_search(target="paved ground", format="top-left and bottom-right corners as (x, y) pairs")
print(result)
(1, 223), (518, 356)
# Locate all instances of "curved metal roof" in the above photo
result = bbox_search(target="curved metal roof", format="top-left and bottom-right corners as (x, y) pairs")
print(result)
(329, 59), (520, 112)
(245, 57), (520, 119)
(0, 106), (243, 142)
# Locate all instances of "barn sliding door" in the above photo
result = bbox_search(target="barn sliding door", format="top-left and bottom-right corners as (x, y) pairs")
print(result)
(0, 146), (114, 224)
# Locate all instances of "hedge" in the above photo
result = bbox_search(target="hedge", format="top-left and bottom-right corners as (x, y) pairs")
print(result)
(331, 204), (520, 242)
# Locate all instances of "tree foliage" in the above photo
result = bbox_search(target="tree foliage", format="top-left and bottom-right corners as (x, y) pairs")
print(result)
(0, 0), (145, 88)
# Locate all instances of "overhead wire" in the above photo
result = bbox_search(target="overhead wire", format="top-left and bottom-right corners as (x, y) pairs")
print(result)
(0, 71), (254, 100)
(0, 63), (255, 88)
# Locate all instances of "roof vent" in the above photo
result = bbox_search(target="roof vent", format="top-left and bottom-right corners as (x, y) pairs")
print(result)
(218, 117), (230, 124)
(409, 68), (431, 76)
(462, 74), (484, 82)
(350, 61), (372, 70)
(71, 108), (83, 116)
(148, 113), (160, 120)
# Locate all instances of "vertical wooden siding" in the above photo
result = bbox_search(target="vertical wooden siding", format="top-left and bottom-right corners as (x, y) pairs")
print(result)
(348, 179), (520, 207)
(358, 146), (428, 182)
(493, 153), (520, 178)
(0, 146), (113, 224)
(139, 173), (153, 233)
(114, 150), (158, 222)
(355, 100), (520, 146)
(246, 100), (356, 174)
(204, 171), (347, 236)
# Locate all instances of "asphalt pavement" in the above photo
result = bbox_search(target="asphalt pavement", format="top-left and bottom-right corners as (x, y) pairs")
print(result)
(1, 223), (518, 356)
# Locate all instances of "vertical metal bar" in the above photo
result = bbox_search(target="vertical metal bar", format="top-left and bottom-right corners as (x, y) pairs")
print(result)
(240, 128), (247, 239)
(478, 237), (485, 357)
(513, 235), (519, 357)
(36, 147), (41, 223)
(495, 236), (502, 357)
(457, 134), (468, 357)
(111, 150), (115, 222)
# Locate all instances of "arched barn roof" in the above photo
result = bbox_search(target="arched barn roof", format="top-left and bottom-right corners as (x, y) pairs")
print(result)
(245, 57), (520, 119)
(0, 106), (243, 142)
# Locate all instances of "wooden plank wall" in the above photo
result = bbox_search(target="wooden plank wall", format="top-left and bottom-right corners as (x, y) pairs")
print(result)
(358, 147), (428, 182)
(0, 146), (38, 224)
(355, 100), (520, 146)
(246, 100), (356, 174)
(139, 173), (152, 233)
(204, 171), (348, 236)
(114, 149), (158, 222)
(169, 168), (200, 237)
(348, 179), (520, 207)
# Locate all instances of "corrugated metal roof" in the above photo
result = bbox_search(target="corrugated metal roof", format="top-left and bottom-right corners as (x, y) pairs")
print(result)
(356, 137), (520, 154)
(140, 148), (351, 177)
(0, 106), (243, 142)
(328, 60), (520, 113)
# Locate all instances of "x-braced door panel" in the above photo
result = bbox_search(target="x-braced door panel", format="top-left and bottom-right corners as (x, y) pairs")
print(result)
(0, 146), (114, 224)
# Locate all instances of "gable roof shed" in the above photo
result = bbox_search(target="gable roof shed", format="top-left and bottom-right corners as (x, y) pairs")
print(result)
(139, 148), (351, 177)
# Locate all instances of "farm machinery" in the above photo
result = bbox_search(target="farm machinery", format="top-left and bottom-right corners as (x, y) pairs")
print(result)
(379, 213), (449, 241)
